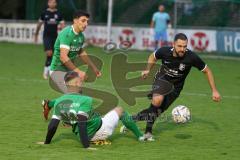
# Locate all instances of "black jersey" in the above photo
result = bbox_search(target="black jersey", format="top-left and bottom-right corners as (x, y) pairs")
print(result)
(154, 47), (206, 91)
(39, 9), (63, 37)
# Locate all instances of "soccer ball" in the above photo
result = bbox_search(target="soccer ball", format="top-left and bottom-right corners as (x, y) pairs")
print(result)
(171, 105), (191, 123)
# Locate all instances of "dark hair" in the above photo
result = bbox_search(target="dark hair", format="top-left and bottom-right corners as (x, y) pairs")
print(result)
(174, 33), (188, 41)
(73, 10), (90, 19)
(64, 71), (79, 83)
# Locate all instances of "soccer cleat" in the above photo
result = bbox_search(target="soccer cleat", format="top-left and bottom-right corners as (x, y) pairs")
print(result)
(144, 132), (155, 141)
(42, 100), (50, 120)
(90, 140), (111, 145)
(43, 67), (49, 80)
(43, 73), (48, 80)
(119, 125), (128, 134)
(138, 136), (145, 142)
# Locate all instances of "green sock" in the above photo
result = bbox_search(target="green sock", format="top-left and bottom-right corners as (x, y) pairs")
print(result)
(48, 99), (56, 109)
(120, 111), (143, 138)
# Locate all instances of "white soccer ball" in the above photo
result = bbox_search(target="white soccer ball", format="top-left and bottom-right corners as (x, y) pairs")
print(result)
(172, 105), (191, 123)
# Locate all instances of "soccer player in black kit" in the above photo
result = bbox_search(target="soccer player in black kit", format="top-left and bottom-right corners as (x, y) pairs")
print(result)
(133, 33), (221, 141)
(34, 0), (65, 79)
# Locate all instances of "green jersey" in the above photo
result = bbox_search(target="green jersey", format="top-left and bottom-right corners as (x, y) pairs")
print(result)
(50, 25), (85, 71)
(52, 93), (102, 138)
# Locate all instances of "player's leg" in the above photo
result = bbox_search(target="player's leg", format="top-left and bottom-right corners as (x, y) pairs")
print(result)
(145, 91), (179, 134)
(132, 77), (173, 122)
(42, 99), (57, 120)
(120, 110), (143, 140)
(132, 94), (164, 122)
(49, 70), (68, 94)
(90, 107), (122, 141)
(160, 31), (168, 47)
(43, 37), (53, 79)
(42, 70), (67, 120)
(154, 31), (161, 50)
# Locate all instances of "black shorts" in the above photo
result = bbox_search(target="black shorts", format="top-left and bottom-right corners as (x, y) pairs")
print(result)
(43, 36), (57, 51)
(148, 72), (180, 112)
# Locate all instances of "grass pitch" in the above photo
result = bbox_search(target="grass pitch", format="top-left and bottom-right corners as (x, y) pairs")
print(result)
(0, 42), (239, 160)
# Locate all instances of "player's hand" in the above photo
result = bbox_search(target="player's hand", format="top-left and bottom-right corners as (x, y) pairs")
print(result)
(36, 141), (45, 145)
(94, 69), (102, 78)
(77, 70), (87, 81)
(141, 70), (150, 79)
(212, 90), (221, 102)
(86, 147), (98, 150)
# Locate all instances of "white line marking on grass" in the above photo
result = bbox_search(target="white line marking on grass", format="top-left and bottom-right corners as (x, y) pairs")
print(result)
(200, 55), (240, 61)
(0, 76), (239, 100)
(182, 92), (240, 100)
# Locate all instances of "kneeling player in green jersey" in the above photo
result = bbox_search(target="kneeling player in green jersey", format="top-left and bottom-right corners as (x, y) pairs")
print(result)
(42, 10), (102, 120)
(38, 72), (144, 149)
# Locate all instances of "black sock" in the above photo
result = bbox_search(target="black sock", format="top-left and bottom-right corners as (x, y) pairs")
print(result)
(132, 104), (160, 122)
(45, 56), (52, 67)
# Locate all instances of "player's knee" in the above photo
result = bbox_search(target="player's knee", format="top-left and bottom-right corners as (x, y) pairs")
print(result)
(152, 94), (164, 106)
(113, 106), (123, 116)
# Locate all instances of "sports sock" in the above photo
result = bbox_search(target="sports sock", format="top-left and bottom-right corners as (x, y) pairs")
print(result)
(120, 111), (143, 138)
(43, 66), (49, 76)
(132, 103), (160, 122)
(145, 104), (162, 133)
(45, 56), (52, 67)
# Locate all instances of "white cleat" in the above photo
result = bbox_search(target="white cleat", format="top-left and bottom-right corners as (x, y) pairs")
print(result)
(120, 125), (128, 134)
(43, 66), (49, 80)
(138, 136), (145, 142)
(144, 132), (155, 141)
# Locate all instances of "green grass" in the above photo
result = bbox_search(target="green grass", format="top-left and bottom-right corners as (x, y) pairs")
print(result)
(0, 42), (240, 160)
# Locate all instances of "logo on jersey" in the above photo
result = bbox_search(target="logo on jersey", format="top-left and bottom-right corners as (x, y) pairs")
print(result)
(54, 14), (58, 19)
(190, 32), (209, 51)
(164, 60), (170, 64)
(179, 63), (186, 71)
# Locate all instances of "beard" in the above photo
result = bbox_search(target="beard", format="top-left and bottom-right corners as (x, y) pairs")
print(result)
(174, 48), (185, 57)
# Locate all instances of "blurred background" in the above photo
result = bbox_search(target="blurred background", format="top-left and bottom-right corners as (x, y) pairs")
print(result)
(0, 0), (240, 54)
(1, 0), (240, 27)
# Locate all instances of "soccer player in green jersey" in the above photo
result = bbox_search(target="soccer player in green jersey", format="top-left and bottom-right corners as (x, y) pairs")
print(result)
(42, 10), (101, 120)
(37, 71), (144, 149)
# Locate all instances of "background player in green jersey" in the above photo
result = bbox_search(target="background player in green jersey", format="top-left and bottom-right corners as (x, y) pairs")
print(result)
(38, 71), (145, 149)
(42, 10), (101, 120)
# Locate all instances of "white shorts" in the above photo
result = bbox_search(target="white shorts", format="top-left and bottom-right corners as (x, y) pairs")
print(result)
(91, 110), (119, 141)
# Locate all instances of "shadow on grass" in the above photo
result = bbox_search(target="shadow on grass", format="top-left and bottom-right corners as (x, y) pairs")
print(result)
(151, 115), (220, 139)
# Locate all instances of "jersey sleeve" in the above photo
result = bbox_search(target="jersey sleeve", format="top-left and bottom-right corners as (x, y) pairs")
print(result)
(39, 11), (45, 22)
(77, 96), (93, 118)
(58, 12), (64, 22)
(166, 13), (170, 20)
(152, 13), (157, 22)
(191, 52), (207, 71)
(154, 47), (165, 60)
(52, 104), (61, 120)
(58, 30), (72, 50)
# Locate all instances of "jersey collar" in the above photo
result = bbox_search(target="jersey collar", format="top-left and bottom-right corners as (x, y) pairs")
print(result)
(71, 25), (78, 35)
(47, 8), (57, 12)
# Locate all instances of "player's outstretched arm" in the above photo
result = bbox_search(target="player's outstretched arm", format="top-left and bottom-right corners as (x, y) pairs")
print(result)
(79, 50), (101, 77)
(44, 119), (60, 144)
(60, 48), (86, 80)
(142, 53), (157, 79)
(34, 21), (43, 43)
(202, 66), (221, 102)
(77, 114), (90, 148)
